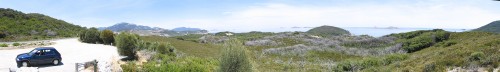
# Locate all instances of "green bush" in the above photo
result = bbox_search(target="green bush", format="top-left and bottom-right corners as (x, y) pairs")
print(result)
(394, 29), (451, 53)
(423, 63), (437, 72)
(12, 43), (20, 46)
(115, 32), (140, 59)
(0, 43), (8, 47)
(121, 62), (140, 72)
(470, 52), (485, 61)
(218, 39), (252, 72)
(157, 43), (175, 56)
(382, 54), (409, 65)
(333, 61), (357, 71)
(100, 29), (114, 45)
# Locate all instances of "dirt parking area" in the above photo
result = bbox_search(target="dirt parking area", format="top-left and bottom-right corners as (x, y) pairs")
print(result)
(0, 38), (120, 72)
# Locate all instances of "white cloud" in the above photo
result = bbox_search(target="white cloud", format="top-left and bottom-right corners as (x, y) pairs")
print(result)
(158, 2), (500, 32)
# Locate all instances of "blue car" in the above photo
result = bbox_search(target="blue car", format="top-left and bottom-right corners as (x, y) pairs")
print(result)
(16, 47), (62, 67)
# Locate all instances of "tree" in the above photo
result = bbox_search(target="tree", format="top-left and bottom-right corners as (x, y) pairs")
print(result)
(81, 28), (101, 44)
(100, 30), (115, 45)
(115, 32), (140, 59)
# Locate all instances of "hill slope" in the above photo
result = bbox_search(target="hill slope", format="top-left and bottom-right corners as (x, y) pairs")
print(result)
(307, 25), (350, 37)
(0, 8), (85, 41)
(474, 20), (500, 33)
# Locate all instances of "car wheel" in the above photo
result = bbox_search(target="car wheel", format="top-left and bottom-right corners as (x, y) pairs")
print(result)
(52, 59), (59, 65)
(21, 61), (29, 67)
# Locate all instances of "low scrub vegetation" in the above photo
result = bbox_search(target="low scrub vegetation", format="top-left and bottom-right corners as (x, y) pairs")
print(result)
(12, 42), (20, 46)
(333, 54), (409, 71)
(388, 29), (450, 53)
(0, 43), (7, 47)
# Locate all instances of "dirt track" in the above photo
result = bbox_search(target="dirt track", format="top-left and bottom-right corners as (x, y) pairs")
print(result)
(0, 38), (120, 72)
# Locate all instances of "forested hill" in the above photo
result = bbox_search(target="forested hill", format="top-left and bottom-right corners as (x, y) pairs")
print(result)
(0, 8), (85, 41)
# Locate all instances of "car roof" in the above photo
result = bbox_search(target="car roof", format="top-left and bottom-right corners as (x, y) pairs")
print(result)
(35, 47), (56, 50)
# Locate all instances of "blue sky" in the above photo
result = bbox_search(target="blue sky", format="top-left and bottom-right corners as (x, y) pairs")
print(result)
(1, 0), (499, 32)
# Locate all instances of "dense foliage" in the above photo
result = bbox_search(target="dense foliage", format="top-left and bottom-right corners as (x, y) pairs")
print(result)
(99, 30), (114, 45)
(474, 20), (500, 33)
(0, 8), (85, 41)
(307, 25), (350, 37)
(387, 29), (450, 52)
(115, 32), (140, 59)
(79, 28), (102, 44)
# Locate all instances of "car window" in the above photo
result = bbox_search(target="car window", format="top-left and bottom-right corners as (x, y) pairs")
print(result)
(29, 49), (39, 55)
(45, 49), (55, 55)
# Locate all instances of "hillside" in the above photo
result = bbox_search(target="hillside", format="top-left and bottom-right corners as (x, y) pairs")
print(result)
(474, 20), (500, 33)
(98, 22), (163, 32)
(306, 25), (351, 37)
(0, 8), (85, 41)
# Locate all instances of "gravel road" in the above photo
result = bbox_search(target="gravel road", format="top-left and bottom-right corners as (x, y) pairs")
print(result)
(0, 38), (120, 72)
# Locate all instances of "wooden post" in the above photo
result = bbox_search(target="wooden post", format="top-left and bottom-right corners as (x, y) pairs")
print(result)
(94, 60), (98, 72)
(75, 63), (78, 72)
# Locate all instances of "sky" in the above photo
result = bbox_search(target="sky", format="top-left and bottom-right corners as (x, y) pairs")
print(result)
(1, 0), (499, 32)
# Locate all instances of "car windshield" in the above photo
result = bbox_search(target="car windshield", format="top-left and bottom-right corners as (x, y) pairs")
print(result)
(28, 49), (39, 55)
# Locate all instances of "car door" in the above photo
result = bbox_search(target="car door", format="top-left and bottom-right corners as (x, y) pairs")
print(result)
(44, 49), (57, 63)
(39, 49), (54, 64)
(31, 50), (44, 65)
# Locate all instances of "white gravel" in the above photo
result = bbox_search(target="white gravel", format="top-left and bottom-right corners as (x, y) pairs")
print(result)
(0, 38), (119, 72)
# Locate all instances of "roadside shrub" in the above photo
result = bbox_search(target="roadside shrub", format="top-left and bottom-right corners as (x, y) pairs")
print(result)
(12, 43), (20, 46)
(100, 29), (114, 45)
(79, 28), (102, 44)
(219, 39), (252, 72)
(0, 43), (7, 47)
(115, 32), (140, 59)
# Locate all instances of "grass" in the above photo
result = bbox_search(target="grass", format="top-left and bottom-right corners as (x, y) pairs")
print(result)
(141, 36), (222, 58)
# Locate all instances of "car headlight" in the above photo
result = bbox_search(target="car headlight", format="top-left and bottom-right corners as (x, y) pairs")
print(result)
(16, 58), (19, 61)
